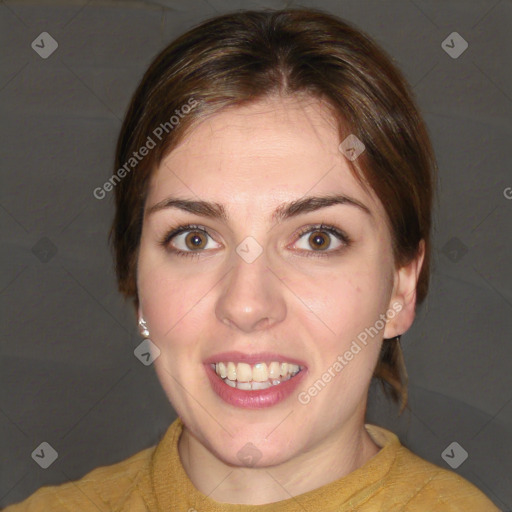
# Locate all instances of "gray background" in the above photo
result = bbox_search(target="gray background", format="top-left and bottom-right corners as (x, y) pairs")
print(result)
(0, 0), (511, 509)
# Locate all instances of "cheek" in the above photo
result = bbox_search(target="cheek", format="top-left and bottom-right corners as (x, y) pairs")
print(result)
(288, 257), (391, 386)
(137, 256), (212, 346)
(296, 272), (387, 400)
(297, 265), (389, 338)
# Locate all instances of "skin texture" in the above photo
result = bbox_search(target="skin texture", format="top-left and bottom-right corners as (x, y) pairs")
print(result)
(136, 95), (424, 505)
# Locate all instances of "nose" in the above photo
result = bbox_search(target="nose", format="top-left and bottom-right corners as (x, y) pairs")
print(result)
(215, 245), (287, 333)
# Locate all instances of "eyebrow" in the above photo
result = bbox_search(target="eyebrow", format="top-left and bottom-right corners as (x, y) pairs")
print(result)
(146, 194), (371, 224)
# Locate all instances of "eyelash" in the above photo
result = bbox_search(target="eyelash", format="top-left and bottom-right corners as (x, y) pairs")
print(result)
(158, 223), (352, 259)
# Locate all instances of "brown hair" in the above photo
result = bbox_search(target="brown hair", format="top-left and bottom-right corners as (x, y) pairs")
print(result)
(109, 8), (437, 413)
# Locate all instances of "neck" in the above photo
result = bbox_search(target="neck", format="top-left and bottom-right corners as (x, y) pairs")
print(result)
(178, 414), (381, 506)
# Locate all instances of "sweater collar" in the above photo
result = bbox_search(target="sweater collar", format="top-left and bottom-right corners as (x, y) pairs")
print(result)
(142, 417), (401, 511)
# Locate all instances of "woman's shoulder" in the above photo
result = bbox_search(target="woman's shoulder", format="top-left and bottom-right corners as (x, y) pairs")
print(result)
(360, 424), (499, 510)
(391, 439), (500, 510)
(2, 443), (155, 512)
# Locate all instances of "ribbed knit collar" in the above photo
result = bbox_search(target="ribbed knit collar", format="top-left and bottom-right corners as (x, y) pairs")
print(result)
(139, 417), (400, 511)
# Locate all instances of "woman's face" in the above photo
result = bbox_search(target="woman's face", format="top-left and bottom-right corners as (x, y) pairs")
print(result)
(137, 95), (419, 467)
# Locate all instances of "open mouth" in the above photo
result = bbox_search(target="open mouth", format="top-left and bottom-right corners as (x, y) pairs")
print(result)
(210, 361), (304, 390)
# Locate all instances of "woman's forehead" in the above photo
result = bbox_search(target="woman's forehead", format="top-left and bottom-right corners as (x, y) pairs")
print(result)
(150, 98), (371, 199)
(144, 96), (387, 228)
(169, 95), (341, 157)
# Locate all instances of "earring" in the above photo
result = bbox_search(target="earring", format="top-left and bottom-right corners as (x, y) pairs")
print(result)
(138, 317), (150, 338)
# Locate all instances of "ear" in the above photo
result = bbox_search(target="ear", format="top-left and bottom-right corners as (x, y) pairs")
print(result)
(383, 240), (425, 339)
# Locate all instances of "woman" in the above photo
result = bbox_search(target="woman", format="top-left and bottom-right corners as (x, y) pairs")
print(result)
(5, 7), (499, 511)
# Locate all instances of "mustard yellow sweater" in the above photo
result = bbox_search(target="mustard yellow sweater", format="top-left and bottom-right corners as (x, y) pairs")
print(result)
(4, 417), (499, 511)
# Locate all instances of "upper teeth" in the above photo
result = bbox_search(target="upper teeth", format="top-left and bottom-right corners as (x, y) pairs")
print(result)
(213, 361), (302, 382)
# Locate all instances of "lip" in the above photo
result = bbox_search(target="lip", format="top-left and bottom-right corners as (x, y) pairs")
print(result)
(205, 363), (308, 409)
(203, 351), (308, 367)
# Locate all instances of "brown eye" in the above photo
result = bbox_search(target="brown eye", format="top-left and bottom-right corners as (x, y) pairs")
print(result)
(308, 231), (331, 250)
(161, 224), (222, 257)
(184, 231), (208, 250)
(292, 224), (350, 257)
